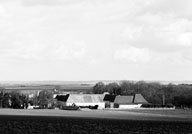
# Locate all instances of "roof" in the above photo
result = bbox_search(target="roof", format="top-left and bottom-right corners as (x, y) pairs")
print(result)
(55, 94), (69, 102)
(103, 94), (116, 102)
(67, 94), (104, 103)
(114, 96), (134, 104)
(133, 94), (148, 104)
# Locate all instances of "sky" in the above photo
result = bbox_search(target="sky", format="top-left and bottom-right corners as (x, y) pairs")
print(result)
(0, 0), (192, 81)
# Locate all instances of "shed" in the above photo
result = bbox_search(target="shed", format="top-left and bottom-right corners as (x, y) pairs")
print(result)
(55, 94), (69, 108)
(103, 94), (116, 108)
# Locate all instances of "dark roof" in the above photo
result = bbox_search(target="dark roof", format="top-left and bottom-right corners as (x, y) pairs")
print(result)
(133, 94), (148, 104)
(114, 96), (134, 104)
(55, 94), (69, 102)
(103, 94), (116, 102)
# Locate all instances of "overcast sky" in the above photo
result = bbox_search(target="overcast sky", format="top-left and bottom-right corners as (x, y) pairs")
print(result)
(0, 0), (192, 81)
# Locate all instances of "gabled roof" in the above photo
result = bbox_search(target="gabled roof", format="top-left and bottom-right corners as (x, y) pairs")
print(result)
(114, 96), (134, 104)
(67, 94), (104, 103)
(103, 94), (116, 102)
(133, 94), (148, 104)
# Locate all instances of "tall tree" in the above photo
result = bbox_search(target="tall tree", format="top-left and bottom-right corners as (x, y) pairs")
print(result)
(10, 91), (22, 109)
(105, 82), (121, 95)
(38, 90), (53, 108)
(0, 87), (5, 108)
(2, 92), (11, 108)
(93, 82), (105, 94)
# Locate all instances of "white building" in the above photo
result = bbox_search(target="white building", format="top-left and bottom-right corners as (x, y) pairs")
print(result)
(66, 94), (105, 109)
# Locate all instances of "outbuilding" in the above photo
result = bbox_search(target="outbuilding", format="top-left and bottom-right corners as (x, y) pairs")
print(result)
(103, 94), (116, 108)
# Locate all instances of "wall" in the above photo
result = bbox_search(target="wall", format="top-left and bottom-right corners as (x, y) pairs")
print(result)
(118, 104), (142, 109)
(66, 102), (105, 109)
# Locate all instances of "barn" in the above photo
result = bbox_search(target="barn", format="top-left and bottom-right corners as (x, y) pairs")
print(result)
(114, 96), (137, 108)
(114, 94), (148, 109)
(66, 94), (105, 109)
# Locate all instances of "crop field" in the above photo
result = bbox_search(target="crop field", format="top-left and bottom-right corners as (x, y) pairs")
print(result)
(0, 109), (192, 133)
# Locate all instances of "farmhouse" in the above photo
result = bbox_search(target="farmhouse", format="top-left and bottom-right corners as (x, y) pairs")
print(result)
(66, 94), (105, 109)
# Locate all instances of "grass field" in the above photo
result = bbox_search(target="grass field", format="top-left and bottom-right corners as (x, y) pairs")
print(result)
(0, 108), (192, 121)
(0, 109), (192, 133)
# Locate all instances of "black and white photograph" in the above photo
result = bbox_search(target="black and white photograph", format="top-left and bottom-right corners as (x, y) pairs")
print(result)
(0, 0), (192, 133)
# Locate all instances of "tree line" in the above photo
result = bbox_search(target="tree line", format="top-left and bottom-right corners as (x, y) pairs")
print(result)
(0, 88), (54, 109)
(92, 81), (192, 108)
(1, 81), (192, 109)
(0, 90), (29, 109)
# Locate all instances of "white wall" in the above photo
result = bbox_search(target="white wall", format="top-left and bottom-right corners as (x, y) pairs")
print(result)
(118, 104), (142, 109)
(66, 102), (105, 109)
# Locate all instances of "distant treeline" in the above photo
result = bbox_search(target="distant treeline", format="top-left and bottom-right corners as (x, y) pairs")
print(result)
(92, 81), (192, 108)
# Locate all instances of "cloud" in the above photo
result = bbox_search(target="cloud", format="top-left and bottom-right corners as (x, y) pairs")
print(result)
(122, 15), (192, 47)
(0, 39), (87, 62)
(1, 0), (192, 81)
(145, 0), (192, 18)
(0, 5), (5, 16)
(116, 9), (192, 65)
(21, 0), (83, 7)
(114, 46), (150, 63)
(113, 46), (192, 65)
(151, 51), (190, 65)
(51, 40), (86, 61)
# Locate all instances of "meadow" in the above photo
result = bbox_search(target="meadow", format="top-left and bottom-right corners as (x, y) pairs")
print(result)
(0, 109), (192, 133)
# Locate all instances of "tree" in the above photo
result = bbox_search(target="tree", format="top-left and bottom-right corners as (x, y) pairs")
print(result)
(92, 82), (105, 94)
(0, 87), (5, 108)
(2, 92), (11, 108)
(105, 82), (121, 95)
(38, 90), (53, 108)
(20, 94), (29, 109)
(119, 81), (136, 95)
(10, 91), (22, 109)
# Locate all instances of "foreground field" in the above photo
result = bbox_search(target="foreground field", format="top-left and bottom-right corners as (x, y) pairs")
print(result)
(1, 115), (192, 134)
(0, 109), (192, 133)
